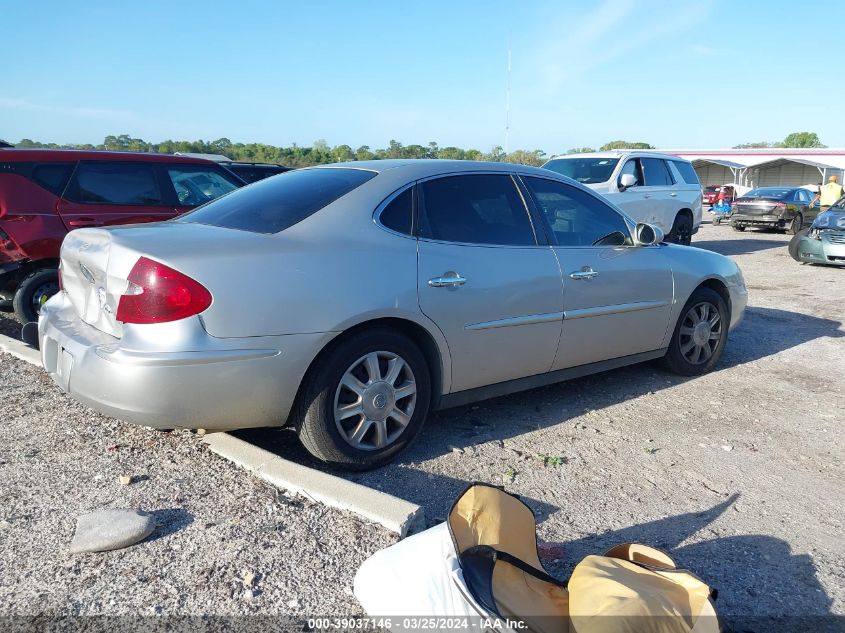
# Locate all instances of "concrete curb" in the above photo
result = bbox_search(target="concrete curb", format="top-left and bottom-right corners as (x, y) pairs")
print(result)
(202, 432), (425, 537)
(0, 332), (41, 367)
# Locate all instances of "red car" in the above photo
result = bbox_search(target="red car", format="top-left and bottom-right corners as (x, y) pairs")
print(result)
(0, 149), (243, 322)
(703, 185), (736, 206)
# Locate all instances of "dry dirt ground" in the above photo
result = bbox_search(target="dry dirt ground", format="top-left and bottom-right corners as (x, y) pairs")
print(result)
(1, 220), (843, 630)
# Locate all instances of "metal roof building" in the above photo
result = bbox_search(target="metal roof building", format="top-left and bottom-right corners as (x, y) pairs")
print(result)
(659, 149), (845, 190)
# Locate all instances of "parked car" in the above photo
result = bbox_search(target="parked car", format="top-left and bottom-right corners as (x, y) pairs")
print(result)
(0, 149), (243, 322)
(703, 185), (722, 206)
(788, 203), (845, 266)
(542, 151), (703, 245)
(223, 162), (291, 183)
(39, 160), (747, 469)
(174, 152), (291, 184)
(730, 186), (817, 234)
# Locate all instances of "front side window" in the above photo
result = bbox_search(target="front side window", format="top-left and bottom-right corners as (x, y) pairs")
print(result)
(167, 165), (240, 207)
(178, 167), (376, 234)
(618, 159), (643, 187)
(542, 157), (620, 184)
(419, 174), (536, 246)
(641, 158), (673, 186)
(672, 160), (700, 185)
(72, 162), (162, 205)
(524, 176), (630, 247)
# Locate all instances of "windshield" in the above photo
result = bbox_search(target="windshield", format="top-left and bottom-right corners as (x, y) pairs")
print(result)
(543, 158), (620, 184)
(705, 186), (721, 192)
(742, 188), (792, 200)
(812, 209), (845, 229)
(177, 167), (376, 234)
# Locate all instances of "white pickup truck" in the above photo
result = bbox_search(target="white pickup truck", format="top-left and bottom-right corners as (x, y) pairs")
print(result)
(543, 151), (703, 245)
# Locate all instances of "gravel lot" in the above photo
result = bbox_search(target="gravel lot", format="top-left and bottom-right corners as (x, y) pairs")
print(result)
(1, 220), (843, 627)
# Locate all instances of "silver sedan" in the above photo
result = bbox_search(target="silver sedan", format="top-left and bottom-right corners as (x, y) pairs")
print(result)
(39, 160), (747, 468)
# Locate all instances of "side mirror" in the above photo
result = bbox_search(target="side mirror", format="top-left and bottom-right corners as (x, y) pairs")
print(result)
(619, 173), (637, 191)
(634, 223), (664, 246)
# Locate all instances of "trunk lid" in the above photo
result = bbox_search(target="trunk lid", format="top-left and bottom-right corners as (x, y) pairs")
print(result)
(734, 197), (782, 215)
(59, 221), (275, 337)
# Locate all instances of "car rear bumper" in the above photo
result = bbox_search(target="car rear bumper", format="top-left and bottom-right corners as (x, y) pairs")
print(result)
(731, 214), (786, 228)
(38, 294), (332, 430)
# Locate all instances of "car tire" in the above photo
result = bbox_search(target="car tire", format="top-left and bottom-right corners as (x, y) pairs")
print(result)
(786, 214), (803, 235)
(13, 268), (59, 324)
(667, 213), (693, 245)
(660, 287), (729, 377)
(293, 328), (431, 470)
(732, 224), (746, 232)
(788, 228), (809, 262)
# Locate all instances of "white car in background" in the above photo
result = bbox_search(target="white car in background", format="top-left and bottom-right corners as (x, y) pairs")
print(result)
(543, 151), (703, 245)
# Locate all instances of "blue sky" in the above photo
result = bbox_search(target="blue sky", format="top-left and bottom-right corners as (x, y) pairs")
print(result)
(2, 0), (842, 152)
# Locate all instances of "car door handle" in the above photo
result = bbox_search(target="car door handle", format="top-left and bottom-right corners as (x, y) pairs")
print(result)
(67, 217), (104, 227)
(643, 194), (651, 199)
(569, 267), (599, 281)
(428, 272), (467, 288)
(670, 192), (678, 197)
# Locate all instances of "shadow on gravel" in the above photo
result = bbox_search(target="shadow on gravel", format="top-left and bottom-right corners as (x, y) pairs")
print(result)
(553, 495), (835, 623)
(694, 236), (788, 256)
(233, 426), (560, 524)
(146, 508), (194, 542)
(719, 306), (844, 369)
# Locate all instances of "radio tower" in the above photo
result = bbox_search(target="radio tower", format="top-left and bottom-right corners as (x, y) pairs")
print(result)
(505, 36), (511, 154)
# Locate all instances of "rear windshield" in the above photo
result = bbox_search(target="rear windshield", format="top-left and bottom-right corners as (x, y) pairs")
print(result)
(177, 167), (376, 233)
(742, 188), (791, 200)
(543, 158), (619, 184)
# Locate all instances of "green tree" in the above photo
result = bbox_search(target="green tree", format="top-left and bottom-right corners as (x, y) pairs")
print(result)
(331, 144), (355, 162)
(503, 149), (546, 166)
(355, 145), (375, 161)
(733, 141), (774, 149)
(781, 131), (825, 148)
(485, 145), (506, 161)
(437, 146), (466, 160)
(566, 147), (596, 154)
(599, 140), (654, 151)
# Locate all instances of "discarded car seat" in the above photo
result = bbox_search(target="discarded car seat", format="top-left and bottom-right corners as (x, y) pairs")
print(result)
(355, 483), (720, 633)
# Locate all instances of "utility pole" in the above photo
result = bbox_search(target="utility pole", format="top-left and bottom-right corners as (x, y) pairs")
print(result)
(505, 36), (511, 155)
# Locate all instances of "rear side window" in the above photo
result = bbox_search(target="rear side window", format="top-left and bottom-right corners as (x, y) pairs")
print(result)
(378, 187), (413, 235)
(70, 162), (162, 205)
(671, 160), (700, 185)
(166, 165), (240, 207)
(178, 167), (376, 234)
(641, 158), (673, 186)
(419, 174), (536, 246)
(31, 163), (75, 195)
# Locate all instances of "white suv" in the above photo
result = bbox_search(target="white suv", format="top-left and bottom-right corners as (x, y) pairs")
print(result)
(542, 151), (703, 245)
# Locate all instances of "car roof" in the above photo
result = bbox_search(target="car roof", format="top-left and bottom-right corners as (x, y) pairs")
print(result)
(309, 159), (557, 179)
(546, 150), (689, 161)
(0, 148), (215, 164)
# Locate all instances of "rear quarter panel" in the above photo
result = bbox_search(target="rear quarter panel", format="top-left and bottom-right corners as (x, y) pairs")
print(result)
(0, 174), (66, 262)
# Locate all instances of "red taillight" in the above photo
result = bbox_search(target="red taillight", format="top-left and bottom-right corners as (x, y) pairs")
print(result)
(116, 257), (212, 324)
(774, 201), (787, 208)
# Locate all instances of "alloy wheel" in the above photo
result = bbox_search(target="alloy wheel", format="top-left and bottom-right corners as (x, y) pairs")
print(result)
(333, 351), (417, 451)
(678, 301), (722, 365)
